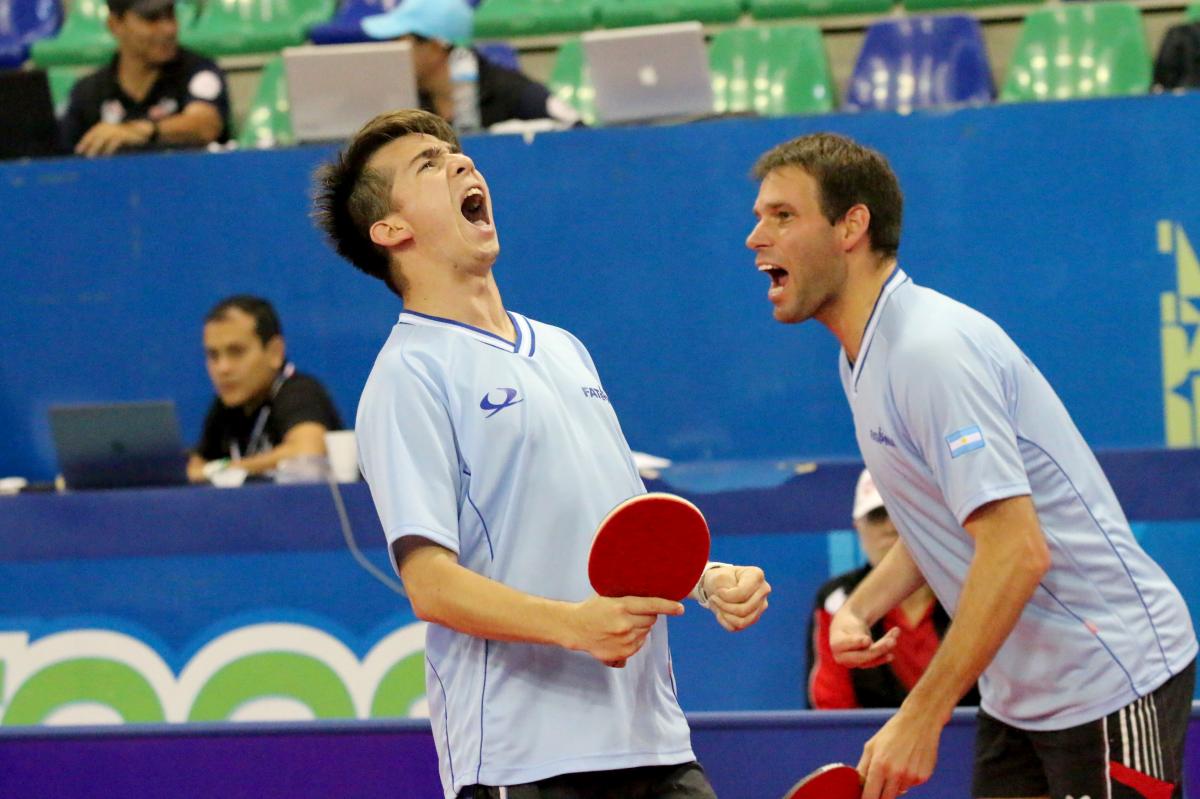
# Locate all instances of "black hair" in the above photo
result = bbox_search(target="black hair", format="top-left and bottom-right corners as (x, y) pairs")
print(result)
(204, 295), (282, 344)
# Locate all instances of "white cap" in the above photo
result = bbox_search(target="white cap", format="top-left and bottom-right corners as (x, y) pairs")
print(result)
(852, 468), (885, 521)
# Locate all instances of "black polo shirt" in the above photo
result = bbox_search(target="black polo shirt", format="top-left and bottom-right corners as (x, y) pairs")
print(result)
(195, 372), (343, 462)
(60, 46), (231, 151)
(417, 48), (581, 130)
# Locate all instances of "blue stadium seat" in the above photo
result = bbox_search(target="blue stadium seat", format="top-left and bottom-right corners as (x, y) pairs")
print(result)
(308, 0), (401, 44)
(0, 0), (62, 68)
(843, 14), (994, 112)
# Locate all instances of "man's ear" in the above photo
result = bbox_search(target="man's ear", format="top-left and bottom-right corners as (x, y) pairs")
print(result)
(370, 216), (414, 248)
(839, 204), (872, 252)
(266, 335), (286, 370)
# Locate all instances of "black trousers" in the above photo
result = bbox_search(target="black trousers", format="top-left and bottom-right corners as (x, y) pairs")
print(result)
(973, 660), (1195, 799)
(456, 761), (717, 799)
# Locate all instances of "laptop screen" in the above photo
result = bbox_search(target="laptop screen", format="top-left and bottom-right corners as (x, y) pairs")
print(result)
(283, 41), (420, 144)
(0, 70), (63, 160)
(582, 22), (715, 125)
(49, 401), (189, 490)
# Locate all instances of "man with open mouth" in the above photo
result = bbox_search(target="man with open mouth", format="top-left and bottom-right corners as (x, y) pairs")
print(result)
(312, 108), (771, 799)
(747, 132), (1196, 799)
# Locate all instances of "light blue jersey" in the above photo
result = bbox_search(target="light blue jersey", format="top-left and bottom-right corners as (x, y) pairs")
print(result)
(356, 309), (694, 798)
(840, 269), (1196, 731)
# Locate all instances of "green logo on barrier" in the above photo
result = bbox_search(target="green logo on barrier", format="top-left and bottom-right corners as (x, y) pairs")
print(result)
(0, 621), (428, 727)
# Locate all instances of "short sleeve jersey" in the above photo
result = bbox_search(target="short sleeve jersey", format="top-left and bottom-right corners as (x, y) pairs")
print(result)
(60, 47), (231, 150)
(841, 268), (1197, 731)
(195, 371), (343, 460)
(355, 310), (693, 798)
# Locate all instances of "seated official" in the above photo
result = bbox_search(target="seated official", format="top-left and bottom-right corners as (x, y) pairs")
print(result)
(361, 0), (581, 131)
(807, 469), (981, 709)
(59, 0), (230, 157)
(188, 296), (343, 484)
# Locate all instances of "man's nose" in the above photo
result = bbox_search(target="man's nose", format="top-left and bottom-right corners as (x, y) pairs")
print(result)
(746, 221), (767, 250)
(449, 152), (475, 176)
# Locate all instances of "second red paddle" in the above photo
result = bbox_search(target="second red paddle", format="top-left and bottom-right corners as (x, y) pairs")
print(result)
(781, 763), (863, 799)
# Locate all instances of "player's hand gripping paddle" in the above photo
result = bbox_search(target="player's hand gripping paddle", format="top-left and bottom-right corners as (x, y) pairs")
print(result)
(780, 764), (863, 799)
(587, 492), (711, 666)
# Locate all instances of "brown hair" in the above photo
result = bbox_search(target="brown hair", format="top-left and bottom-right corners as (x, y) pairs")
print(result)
(753, 133), (903, 257)
(312, 109), (460, 297)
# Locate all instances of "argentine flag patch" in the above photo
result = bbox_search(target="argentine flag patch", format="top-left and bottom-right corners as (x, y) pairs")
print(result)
(946, 425), (985, 458)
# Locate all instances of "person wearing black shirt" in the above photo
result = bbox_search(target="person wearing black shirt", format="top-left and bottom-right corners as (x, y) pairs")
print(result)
(360, 0), (581, 131)
(188, 296), (343, 483)
(59, 0), (230, 157)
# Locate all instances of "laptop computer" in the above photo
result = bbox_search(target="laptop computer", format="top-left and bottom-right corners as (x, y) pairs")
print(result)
(582, 21), (715, 125)
(0, 69), (63, 160)
(283, 41), (420, 144)
(49, 401), (189, 490)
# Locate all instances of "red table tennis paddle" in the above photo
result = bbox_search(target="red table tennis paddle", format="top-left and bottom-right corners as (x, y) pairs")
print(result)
(781, 763), (863, 799)
(587, 492), (711, 602)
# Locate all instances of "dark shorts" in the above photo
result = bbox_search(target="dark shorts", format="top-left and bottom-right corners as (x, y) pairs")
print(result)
(455, 761), (717, 799)
(973, 660), (1195, 799)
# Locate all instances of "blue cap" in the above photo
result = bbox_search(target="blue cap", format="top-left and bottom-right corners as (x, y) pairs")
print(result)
(361, 0), (473, 46)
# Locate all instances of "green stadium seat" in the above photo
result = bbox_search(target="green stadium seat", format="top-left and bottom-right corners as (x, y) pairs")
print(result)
(31, 0), (197, 67)
(30, 0), (113, 67)
(473, 0), (596, 38)
(904, 0), (1027, 13)
(1188, 3), (1199, 21)
(597, 0), (742, 28)
(547, 37), (596, 125)
(237, 56), (295, 149)
(709, 24), (834, 115)
(1001, 2), (1151, 102)
(748, 0), (890, 20)
(180, 0), (334, 56)
(47, 66), (81, 111)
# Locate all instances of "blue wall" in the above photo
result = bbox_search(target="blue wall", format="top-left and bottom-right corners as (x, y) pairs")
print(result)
(2, 94), (1198, 479)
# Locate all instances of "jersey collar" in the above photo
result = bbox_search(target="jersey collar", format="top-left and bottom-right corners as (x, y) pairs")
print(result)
(847, 266), (909, 392)
(399, 309), (537, 357)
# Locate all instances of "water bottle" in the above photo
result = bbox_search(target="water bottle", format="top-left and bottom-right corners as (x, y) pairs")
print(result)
(449, 46), (482, 135)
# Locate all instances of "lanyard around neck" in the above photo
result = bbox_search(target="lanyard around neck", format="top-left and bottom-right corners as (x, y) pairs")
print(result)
(230, 362), (295, 461)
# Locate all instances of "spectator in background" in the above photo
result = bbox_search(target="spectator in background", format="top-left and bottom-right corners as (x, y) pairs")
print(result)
(807, 470), (979, 709)
(59, 0), (230, 157)
(360, 0), (581, 131)
(188, 296), (342, 484)
(1152, 19), (1200, 91)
